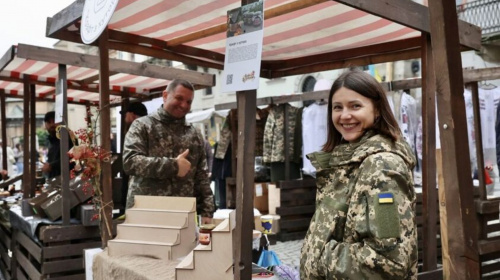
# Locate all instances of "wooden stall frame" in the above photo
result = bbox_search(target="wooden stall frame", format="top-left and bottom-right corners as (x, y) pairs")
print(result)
(44, 0), (487, 279)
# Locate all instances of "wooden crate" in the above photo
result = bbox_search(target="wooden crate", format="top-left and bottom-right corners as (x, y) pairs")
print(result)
(275, 179), (316, 242)
(13, 224), (102, 280)
(0, 222), (12, 280)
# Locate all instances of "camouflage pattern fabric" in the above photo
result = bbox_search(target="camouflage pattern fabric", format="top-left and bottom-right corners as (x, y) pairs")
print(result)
(215, 108), (269, 159)
(301, 130), (417, 279)
(263, 103), (300, 163)
(123, 107), (215, 217)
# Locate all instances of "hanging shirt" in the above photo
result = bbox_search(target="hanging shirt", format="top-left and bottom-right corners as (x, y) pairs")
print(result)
(397, 92), (418, 153)
(301, 102), (328, 176)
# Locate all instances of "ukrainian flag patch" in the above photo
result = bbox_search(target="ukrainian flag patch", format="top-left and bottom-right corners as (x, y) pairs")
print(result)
(378, 192), (394, 204)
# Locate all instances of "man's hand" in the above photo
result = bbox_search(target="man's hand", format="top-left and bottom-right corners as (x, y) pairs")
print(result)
(176, 149), (191, 177)
(201, 217), (213, 225)
(41, 163), (51, 174)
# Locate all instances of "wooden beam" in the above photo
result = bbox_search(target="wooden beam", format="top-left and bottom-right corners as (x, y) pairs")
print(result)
(98, 30), (113, 248)
(233, 89), (256, 280)
(16, 44), (215, 88)
(421, 34), (438, 272)
(263, 37), (421, 72)
(108, 41), (224, 71)
(0, 46), (15, 72)
(334, 0), (482, 50)
(22, 77), (31, 198)
(29, 84), (37, 199)
(0, 74), (146, 100)
(58, 64), (71, 226)
(45, 0), (84, 38)
(463, 67), (500, 83)
(0, 88), (7, 173)
(469, 82), (487, 200)
(268, 47), (421, 78)
(168, 0), (328, 46)
(109, 30), (225, 63)
(428, 0), (480, 278)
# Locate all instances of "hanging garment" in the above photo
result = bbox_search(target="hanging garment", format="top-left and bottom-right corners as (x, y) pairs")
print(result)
(398, 92), (418, 153)
(263, 103), (301, 163)
(215, 108), (269, 159)
(301, 102), (328, 177)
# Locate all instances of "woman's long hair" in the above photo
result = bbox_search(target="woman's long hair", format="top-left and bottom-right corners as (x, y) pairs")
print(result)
(322, 68), (401, 152)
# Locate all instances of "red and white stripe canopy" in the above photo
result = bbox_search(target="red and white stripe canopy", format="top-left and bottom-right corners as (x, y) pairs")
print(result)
(0, 45), (210, 104)
(108, 0), (420, 61)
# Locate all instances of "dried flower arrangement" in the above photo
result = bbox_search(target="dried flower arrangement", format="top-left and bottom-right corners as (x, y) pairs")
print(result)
(57, 107), (112, 237)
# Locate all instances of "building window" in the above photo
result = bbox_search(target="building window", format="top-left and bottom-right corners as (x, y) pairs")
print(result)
(206, 87), (213, 96)
(302, 76), (317, 92)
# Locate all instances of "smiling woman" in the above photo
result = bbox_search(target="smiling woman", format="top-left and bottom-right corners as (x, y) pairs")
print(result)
(300, 68), (418, 279)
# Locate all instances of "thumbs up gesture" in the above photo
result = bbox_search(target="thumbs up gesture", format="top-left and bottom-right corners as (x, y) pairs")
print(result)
(176, 149), (191, 177)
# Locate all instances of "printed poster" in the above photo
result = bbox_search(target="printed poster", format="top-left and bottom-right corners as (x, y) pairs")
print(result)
(221, 1), (264, 93)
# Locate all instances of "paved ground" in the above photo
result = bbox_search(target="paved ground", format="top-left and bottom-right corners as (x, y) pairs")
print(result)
(269, 239), (303, 270)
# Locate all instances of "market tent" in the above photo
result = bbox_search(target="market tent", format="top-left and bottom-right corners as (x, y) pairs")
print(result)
(46, 0), (480, 78)
(45, 0), (484, 279)
(0, 44), (214, 104)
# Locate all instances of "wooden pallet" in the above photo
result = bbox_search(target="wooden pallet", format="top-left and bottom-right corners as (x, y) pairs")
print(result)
(0, 222), (12, 280)
(13, 224), (104, 280)
(275, 179), (316, 242)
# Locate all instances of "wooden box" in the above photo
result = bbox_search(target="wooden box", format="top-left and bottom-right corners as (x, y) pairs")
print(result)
(40, 190), (80, 221)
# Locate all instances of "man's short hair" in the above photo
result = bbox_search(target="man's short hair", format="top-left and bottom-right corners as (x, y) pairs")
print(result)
(44, 111), (55, 123)
(166, 79), (194, 93)
(122, 102), (148, 117)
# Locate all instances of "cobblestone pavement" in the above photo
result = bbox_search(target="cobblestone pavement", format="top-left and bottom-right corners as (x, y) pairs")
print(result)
(269, 239), (304, 270)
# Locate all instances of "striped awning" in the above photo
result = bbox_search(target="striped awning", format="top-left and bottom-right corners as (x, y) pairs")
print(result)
(0, 44), (215, 104)
(45, 0), (480, 79)
(109, 0), (419, 60)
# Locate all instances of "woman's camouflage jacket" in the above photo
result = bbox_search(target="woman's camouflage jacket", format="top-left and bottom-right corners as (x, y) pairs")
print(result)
(300, 131), (417, 279)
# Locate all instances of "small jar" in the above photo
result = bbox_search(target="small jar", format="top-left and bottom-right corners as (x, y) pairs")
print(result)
(199, 224), (216, 245)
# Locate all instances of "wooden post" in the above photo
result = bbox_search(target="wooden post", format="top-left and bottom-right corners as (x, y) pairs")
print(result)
(421, 34), (438, 271)
(427, 0), (480, 278)
(98, 29), (113, 248)
(29, 84), (37, 199)
(0, 88), (7, 175)
(468, 82), (486, 200)
(22, 76), (30, 198)
(120, 92), (129, 153)
(58, 64), (71, 226)
(233, 90), (256, 280)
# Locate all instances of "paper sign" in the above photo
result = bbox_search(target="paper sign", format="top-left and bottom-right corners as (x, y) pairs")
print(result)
(222, 1), (264, 93)
(255, 184), (263, 197)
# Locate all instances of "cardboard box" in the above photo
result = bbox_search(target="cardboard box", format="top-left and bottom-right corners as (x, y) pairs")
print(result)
(253, 183), (268, 214)
(267, 183), (280, 215)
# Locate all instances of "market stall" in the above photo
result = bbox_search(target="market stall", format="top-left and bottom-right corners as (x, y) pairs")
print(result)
(0, 43), (214, 279)
(45, 0), (485, 279)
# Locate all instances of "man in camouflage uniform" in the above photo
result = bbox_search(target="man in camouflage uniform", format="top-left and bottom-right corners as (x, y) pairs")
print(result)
(123, 79), (214, 223)
(301, 130), (417, 279)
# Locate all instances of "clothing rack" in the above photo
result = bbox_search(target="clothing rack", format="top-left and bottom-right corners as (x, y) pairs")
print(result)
(214, 79), (422, 110)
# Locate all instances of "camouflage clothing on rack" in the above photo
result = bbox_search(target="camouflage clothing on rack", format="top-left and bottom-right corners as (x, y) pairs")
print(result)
(263, 103), (301, 163)
(215, 108), (269, 159)
(300, 130), (417, 280)
(123, 106), (215, 217)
